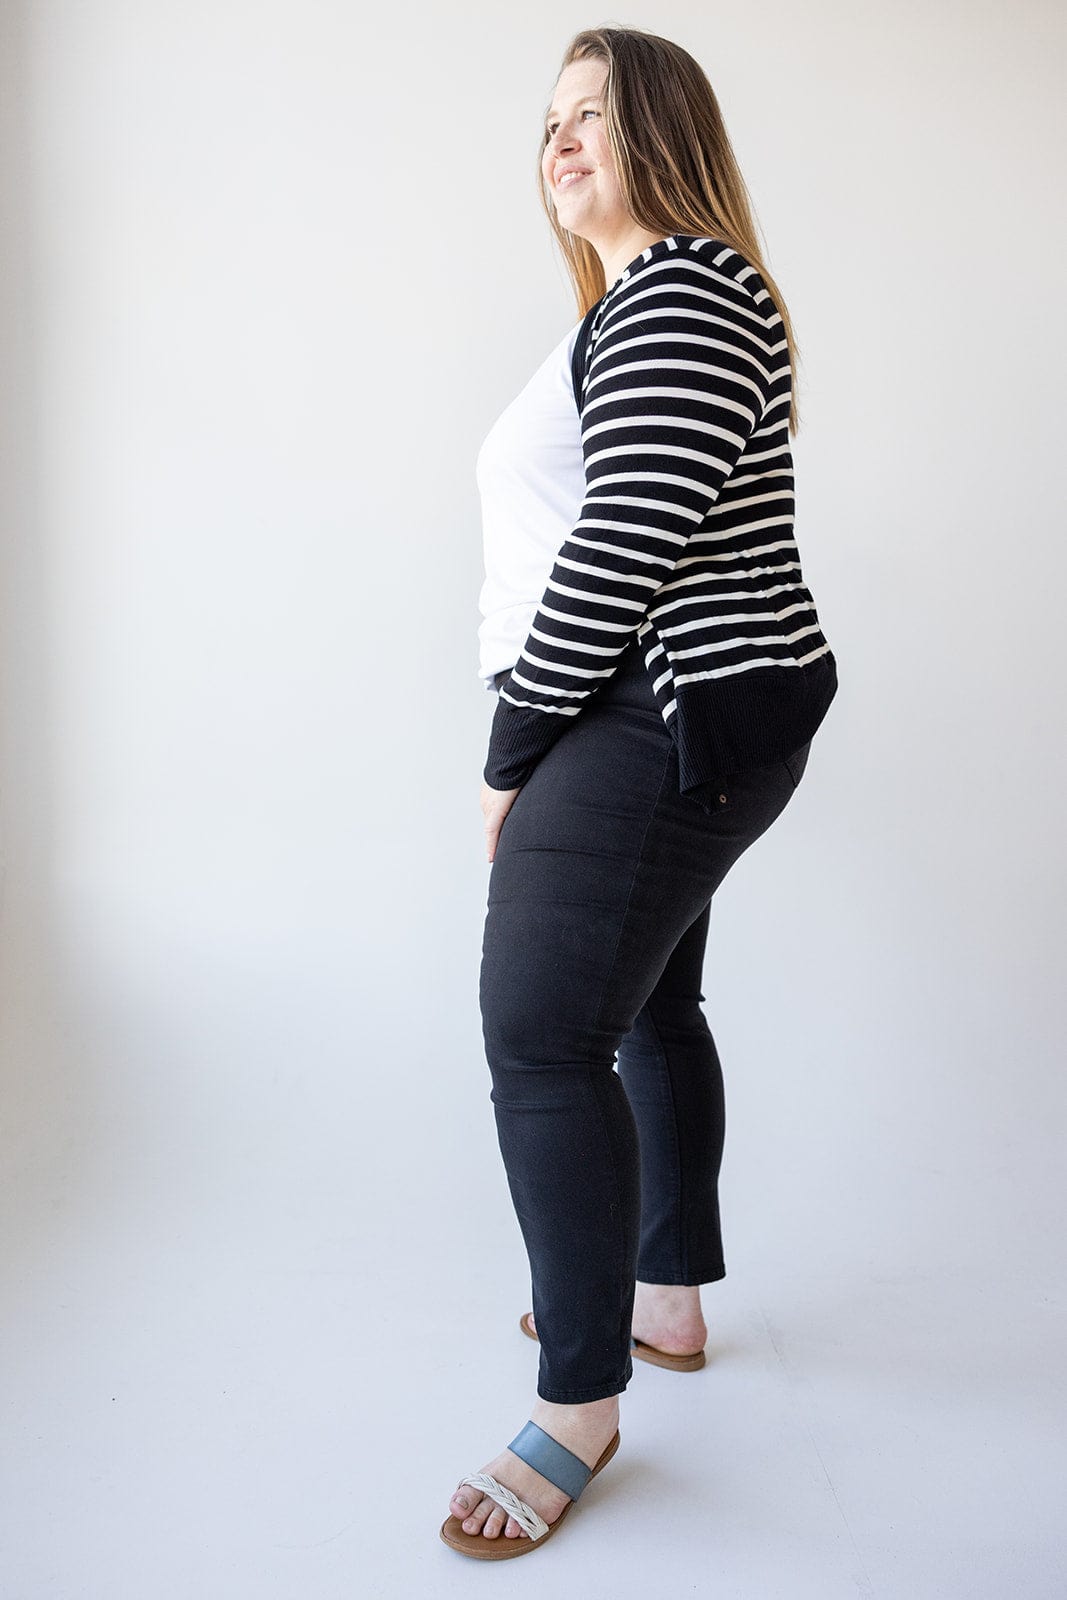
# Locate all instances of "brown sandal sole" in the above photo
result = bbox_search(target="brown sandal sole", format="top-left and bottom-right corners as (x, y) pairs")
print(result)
(519, 1309), (706, 1371)
(439, 1427), (621, 1559)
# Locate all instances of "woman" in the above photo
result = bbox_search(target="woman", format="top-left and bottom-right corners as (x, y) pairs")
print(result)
(441, 25), (838, 1560)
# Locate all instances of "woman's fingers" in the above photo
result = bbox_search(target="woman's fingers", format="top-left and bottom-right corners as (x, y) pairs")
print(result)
(481, 781), (522, 862)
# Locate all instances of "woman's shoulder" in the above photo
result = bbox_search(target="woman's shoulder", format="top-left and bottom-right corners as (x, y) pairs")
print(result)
(617, 232), (771, 310)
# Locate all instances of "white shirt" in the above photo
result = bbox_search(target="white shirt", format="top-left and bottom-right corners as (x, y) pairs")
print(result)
(475, 320), (584, 689)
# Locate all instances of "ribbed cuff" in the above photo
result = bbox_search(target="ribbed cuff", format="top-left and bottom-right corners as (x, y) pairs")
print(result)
(483, 693), (569, 790)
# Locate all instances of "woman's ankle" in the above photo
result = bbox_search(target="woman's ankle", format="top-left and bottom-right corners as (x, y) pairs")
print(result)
(636, 1279), (703, 1304)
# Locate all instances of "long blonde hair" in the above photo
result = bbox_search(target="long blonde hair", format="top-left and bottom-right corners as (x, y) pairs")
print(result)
(539, 26), (802, 434)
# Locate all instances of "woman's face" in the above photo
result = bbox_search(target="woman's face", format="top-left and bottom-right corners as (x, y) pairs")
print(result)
(541, 59), (629, 241)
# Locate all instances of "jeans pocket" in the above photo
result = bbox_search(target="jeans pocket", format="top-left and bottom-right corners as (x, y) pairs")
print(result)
(782, 739), (812, 789)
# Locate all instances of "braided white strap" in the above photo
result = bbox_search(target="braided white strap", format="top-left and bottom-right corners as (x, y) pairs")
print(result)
(458, 1472), (551, 1540)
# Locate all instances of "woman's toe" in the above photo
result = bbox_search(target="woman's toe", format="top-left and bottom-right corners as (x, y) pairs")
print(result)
(460, 1493), (494, 1532)
(450, 1485), (485, 1528)
(482, 1503), (507, 1537)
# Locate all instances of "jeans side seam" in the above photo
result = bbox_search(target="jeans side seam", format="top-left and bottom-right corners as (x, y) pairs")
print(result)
(580, 745), (674, 1395)
(583, 1068), (633, 1394)
(591, 745), (676, 1035)
(640, 1001), (688, 1283)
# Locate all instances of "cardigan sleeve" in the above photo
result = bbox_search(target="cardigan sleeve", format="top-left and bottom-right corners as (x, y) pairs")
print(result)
(482, 252), (777, 791)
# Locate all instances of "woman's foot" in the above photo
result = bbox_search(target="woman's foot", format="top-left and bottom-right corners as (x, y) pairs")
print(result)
(527, 1281), (708, 1357)
(447, 1394), (620, 1541)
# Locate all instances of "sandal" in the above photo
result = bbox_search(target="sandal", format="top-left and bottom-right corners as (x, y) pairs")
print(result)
(439, 1419), (620, 1560)
(520, 1309), (706, 1371)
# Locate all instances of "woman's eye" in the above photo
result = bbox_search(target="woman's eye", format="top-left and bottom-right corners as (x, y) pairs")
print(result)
(545, 109), (598, 137)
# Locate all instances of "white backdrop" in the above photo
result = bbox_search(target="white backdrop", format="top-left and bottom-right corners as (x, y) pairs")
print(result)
(2, 3), (1065, 1596)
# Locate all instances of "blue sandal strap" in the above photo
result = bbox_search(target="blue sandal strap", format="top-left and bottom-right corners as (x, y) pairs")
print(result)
(506, 1420), (593, 1502)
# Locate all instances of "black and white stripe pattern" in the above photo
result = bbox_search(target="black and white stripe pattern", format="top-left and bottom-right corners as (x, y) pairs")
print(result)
(484, 234), (837, 804)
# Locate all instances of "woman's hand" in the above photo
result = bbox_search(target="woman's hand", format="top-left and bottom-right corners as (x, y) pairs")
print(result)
(481, 780), (522, 863)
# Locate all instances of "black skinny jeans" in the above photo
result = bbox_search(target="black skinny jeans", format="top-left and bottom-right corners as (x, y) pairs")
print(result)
(479, 637), (811, 1403)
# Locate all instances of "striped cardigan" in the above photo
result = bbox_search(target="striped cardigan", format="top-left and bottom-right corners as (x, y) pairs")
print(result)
(482, 232), (838, 812)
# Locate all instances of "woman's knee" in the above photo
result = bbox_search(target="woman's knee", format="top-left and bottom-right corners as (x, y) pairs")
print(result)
(480, 994), (607, 1072)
